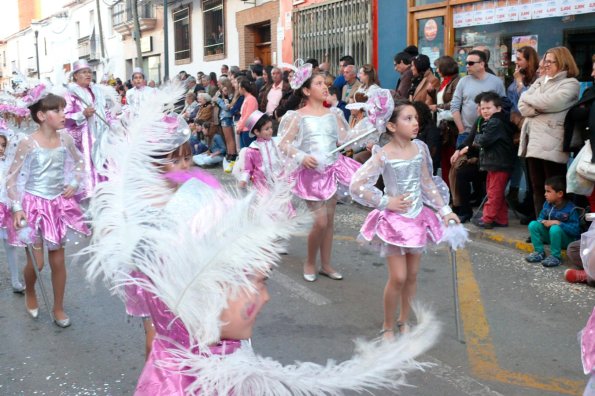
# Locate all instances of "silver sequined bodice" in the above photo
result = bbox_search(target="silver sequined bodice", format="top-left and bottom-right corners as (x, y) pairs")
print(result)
(25, 147), (67, 199)
(383, 153), (423, 218)
(299, 114), (339, 163)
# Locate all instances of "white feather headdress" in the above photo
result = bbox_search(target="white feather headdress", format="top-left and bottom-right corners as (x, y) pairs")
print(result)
(83, 80), (441, 394)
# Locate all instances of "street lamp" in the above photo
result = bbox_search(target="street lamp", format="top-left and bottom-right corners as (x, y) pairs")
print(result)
(31, 22), (40, 79)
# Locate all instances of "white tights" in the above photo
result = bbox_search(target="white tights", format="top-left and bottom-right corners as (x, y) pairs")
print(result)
(3, 239), (21, 288)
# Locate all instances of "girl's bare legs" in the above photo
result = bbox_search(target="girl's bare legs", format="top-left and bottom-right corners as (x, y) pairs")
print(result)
(383, 254), (407, 333)
(397, 253), (421, 330)
(143, 319), (156, 360)
(320, 197), (339, 274)
(222, 126), (236, 156)
(304, 200), (326, 276)
(24, 244), (44, 311)
(48, 248), (68, 321)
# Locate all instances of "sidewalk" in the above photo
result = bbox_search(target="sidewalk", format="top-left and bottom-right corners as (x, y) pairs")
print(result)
(465, 212), (534, 254)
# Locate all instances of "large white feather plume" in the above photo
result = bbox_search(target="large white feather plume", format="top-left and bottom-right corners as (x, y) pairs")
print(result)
(163, 305), (441, 395)
(83, 79), (310, 348)
(83, 81), (188, 287)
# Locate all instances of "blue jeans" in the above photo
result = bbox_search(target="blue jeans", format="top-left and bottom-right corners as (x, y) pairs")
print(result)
(456, 132), (470, 147)
(239, 131), (255, 149)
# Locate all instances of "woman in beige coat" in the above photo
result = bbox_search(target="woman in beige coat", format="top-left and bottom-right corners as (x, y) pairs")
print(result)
(518, 46), (580, 216)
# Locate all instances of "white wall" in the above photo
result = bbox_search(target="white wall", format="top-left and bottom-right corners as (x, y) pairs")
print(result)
(169, 0), (253, 78)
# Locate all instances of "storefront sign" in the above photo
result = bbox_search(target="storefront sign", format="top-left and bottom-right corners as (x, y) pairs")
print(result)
(453, 0), (594, 28)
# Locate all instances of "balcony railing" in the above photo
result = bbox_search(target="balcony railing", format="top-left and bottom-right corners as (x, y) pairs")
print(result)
(112, 1), (156, 33)
(78, 35), (99, 61)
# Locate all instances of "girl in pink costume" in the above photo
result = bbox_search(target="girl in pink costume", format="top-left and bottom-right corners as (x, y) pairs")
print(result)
(236, 110), (284, 192)
(350, 100), (459, 339)
(85, 83), (444, 396)
(278, 62), (376, 282)
(0, 121), (24, 293)
(8, 92), (90, 328)
(578, 220), (595, 395)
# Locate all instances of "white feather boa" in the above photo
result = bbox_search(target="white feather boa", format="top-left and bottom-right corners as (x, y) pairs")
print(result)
(161, 305), (440, 396)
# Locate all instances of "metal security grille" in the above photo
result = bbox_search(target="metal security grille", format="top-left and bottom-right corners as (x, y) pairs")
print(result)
(293, 0), (371, 75)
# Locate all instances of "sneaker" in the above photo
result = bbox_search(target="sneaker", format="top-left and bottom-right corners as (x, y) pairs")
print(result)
(525, 251), (545, 263)
(565, 269), (588, 283)
(223, 160), (235, 174)
(542, 255), (561, 268)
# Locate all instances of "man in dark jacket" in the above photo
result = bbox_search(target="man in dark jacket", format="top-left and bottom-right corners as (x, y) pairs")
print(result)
(470, 91), (516, 228)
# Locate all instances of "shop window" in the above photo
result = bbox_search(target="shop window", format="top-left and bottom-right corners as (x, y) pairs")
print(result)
(203, 0), (224, 58)
(173, 6), (191, 62)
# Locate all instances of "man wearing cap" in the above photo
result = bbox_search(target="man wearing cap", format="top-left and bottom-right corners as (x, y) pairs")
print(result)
(126, 67), (155, 117)
(64, 59), (116, 199)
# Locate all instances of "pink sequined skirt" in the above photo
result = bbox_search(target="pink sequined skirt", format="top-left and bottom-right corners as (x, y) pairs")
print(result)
(8, 192), (90, 249)
(124, 271), (151, 318)
(293, 155), (360, 201)
(359, 206), (444, 257)
(0, 203), (10, 239)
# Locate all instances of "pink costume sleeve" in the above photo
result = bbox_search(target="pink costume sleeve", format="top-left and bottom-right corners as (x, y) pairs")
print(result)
(124, 270), (151, 318)
(64, 91), (86, 150)
(240, 148), (258, 184)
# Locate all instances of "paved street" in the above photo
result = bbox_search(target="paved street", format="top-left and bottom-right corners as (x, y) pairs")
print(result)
(0, 165), (594, 395)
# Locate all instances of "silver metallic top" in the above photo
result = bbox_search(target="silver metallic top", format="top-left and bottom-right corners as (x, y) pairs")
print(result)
(350, 139), (452, 218)
(7, 132), (85, 212)
(277, 107), (377, 169)
(25, 146), (67, 199)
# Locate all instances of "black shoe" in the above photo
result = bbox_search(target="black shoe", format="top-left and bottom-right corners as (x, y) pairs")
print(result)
(492, 222), (508, 228)
(472, 218), (494, 229)
(525, 236), (531, 243)
(458, 213), (472, 224)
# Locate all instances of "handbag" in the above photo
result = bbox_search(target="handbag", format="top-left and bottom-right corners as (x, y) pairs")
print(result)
(567, 147), (594, 196)
(576, 140), (595, 182)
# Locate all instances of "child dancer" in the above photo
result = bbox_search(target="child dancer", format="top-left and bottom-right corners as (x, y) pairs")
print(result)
(0, 121), (24, 293)
(235, 110), (283, 191)
(350, 100), (459, 338)
(7, 91), (90, 327)
(84, 83), (442, 394)
(278, 61), (378, 282)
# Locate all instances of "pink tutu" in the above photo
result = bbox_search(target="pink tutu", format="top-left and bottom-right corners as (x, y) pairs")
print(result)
(8, 192), (90, 249)
(359, 206), (444, 256)
(293, 155), (360, 201)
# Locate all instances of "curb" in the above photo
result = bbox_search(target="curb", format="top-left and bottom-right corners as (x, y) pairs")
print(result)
(467, 227), (533, 253)
(468, 226), (568, 260)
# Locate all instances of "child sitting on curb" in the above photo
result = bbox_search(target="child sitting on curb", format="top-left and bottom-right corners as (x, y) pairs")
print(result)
(526, 176), (581, 267)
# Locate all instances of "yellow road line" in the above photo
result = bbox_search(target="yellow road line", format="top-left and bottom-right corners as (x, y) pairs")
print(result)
(457, 249), (583, 395)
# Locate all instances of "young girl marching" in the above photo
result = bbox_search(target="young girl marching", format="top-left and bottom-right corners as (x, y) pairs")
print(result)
(7, 92), (90, 327)
(278, 62), (377, 282)
(236, 110), (284, 192)
(85, 83), (443, 395)
(0, 121), (24, 293)
(350, 100), (459, 339)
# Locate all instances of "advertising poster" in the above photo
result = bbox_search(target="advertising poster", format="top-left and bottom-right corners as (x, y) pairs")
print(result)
(518, 0), (532, 20)
(462, 4), (475, 27)
(473, 3), (486, 25)
(483, 1), (496, 24)
(495, 1), (509, 23)
(512, 35), (538, 53)
(453, 6), (464, 28)
(531, 0), (548, 19)
(506, 0), (520, 21)
(544, 0), (561, 17)
(572, 0), (589, 14)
